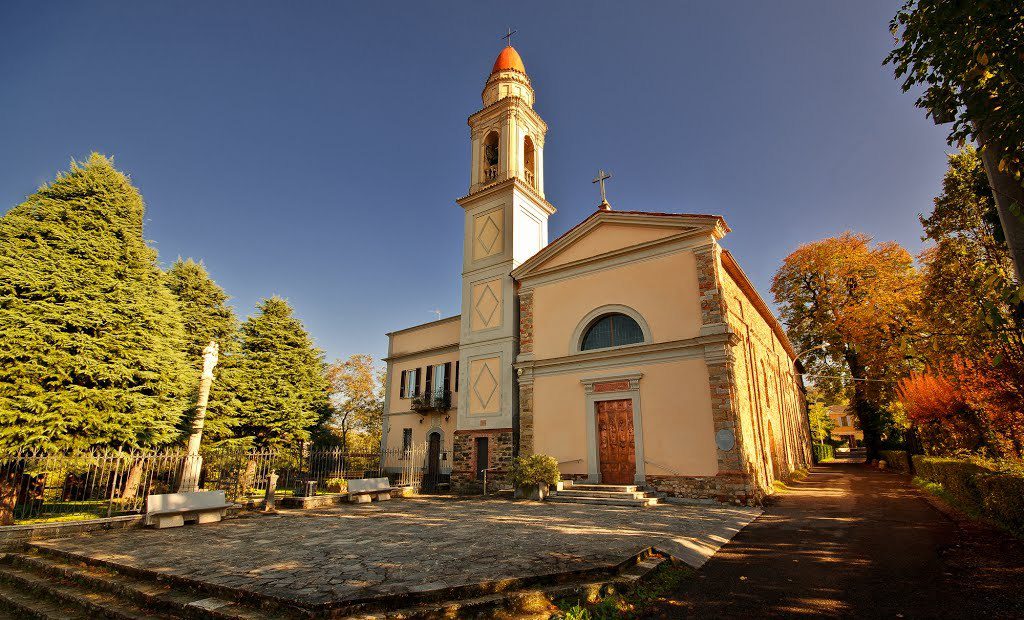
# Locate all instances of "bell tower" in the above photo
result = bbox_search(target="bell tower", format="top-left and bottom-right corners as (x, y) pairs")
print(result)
(452, 41), (556, 489)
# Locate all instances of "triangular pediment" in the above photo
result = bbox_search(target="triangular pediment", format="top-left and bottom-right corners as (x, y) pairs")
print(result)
(512, 210), (727, 280)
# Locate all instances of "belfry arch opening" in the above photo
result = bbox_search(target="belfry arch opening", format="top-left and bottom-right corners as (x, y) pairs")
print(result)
(523, 135), (536, 188)
(482, 131), (500, 183)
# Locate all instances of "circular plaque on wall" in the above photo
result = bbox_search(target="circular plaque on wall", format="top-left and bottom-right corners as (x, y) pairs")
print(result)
(715, 429), (736, 451)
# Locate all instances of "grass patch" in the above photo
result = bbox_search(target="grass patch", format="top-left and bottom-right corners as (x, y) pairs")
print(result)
(553, 561), (695, 619)
(914, 477), (986, 521)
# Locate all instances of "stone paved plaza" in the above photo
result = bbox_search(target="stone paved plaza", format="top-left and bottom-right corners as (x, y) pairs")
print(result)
(37, 497), (759, 605)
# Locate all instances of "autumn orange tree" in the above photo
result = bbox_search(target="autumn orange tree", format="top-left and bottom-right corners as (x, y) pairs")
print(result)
(322, 354), (384, 452)
(916, 147), (1024, 457)
(772, 233), (921, 460)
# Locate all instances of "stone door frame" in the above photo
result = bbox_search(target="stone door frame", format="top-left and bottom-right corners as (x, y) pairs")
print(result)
(582, 372), (645, 485)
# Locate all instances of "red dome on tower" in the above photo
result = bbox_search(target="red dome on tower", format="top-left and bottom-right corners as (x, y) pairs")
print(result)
(491, 45), (526, 75)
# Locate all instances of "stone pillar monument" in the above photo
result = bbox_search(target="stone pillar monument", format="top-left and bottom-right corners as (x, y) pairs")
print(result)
(178, 341), (218, 492)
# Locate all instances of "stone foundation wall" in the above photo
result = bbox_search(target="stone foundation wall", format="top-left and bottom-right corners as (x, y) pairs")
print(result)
(518, 381), (534, 455)
(646, 472), (760, 506)
(451, 429), (514, 493)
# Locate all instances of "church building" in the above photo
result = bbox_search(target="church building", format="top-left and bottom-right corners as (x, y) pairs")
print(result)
(381, 43), (812, 504)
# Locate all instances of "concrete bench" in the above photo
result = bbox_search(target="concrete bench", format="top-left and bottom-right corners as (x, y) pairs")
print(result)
(145, 490), (234, 529)
(347, 477), (395, 503)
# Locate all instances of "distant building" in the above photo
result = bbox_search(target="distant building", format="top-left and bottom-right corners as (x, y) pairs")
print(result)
(828, 406), (863, 448)
(380, 43), (813, 504)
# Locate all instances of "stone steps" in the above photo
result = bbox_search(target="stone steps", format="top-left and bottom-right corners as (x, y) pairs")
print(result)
(547, 495), (660, 507)
(0, 545), (669, 620)
(354, 554), (668, 619)
(555, 489), (648, 499)
(549, 482), (663, 507)
(0, 548), (312, 620)
(567, 484), (638, 493)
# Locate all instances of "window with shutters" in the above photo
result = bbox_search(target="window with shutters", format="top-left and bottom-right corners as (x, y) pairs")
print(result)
(400, 368), (420, 399)
(580, 313), (645, 351)
(411, 363), (454, 413)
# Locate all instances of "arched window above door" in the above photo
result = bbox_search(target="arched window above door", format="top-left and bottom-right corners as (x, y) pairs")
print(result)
(569, 305), (652, 354)
(580, 314), (645, 351)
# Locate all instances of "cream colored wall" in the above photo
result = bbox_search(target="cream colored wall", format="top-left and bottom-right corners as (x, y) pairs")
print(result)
(530, 251), (702, 359)
(387, 350), (461, 414)
(719, 267), (811, 488)
(389, 318), (461, 358)
(532, 359), (718, 477)
(537, 223), (680, 271)
(383, 412), (456, 452)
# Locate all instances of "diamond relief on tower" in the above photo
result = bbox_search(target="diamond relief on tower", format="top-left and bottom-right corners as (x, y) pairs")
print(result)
(473, 281), (500, 328)
(473, 363), (498, 409)
(477, 215), (500, 254)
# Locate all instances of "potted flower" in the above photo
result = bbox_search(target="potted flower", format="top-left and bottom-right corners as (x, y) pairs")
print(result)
(509, 454), (561, 501)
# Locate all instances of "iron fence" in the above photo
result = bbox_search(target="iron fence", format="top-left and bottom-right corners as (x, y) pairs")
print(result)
(0, 449), (201, 525)
(0, 443), (443, 526)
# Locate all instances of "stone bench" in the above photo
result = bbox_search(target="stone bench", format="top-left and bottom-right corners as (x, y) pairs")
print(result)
(145, 490), (234, 529)
(347, 477), (396, 503)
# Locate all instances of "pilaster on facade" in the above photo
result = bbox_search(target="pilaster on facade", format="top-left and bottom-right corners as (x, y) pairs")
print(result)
(694, 242), (730, 337)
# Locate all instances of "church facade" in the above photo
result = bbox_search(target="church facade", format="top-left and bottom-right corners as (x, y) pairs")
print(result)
(381, 44), (811, 504)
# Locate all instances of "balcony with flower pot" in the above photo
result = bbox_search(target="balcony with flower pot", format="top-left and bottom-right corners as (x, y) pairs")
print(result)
(411, 388), (452, 415)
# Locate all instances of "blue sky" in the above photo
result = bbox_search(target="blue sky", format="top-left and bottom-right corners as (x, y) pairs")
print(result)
(0, 1), (950, 364)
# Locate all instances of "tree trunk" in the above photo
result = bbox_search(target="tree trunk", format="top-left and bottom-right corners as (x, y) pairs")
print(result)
(237, 457), (258, 500)
(0, 468), (20, 526)
(845, 351), (881, 461)
(121, 461), (145, 501)
(977, 130), (1024, 281)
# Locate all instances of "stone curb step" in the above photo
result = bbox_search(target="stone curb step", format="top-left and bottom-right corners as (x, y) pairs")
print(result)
(355, 556), (668, 619)
(6, 543), (669, 620)
(568, 484), (638, 493)
(4, 550), (312, 620)
(0, 563), (176, 620)
(0, 577), (99, 620)
(547, 495), (660, 507)
(554, 489), (648, 499)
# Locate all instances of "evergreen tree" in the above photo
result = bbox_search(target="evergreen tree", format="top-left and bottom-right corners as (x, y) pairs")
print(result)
(165, 259), (240, 442)
(233, 297), (330, 447)
(0, 154), (191, 452)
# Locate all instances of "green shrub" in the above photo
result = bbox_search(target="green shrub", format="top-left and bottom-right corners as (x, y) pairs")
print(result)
(913, 455), (1024, 536)
(812, 443), (834, 463)
(975, 474), (1024, 535)
(913, 456), (987, 507)
(879, 450), (911, 474)
(508, 454), (561, 487)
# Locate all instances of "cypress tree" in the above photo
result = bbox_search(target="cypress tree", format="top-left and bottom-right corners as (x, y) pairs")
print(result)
(0, 154), (191, 452)
(165, 259), (240, 442)
(233, 297), (330, 447)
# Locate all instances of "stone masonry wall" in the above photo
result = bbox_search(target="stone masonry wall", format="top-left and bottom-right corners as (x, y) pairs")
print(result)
(451, 429), (514, 493)
(693, 243), (757, 502)
(646, 473), (756, 505)
(719, 262), (813, 498)
(518, 290), (534, 355)
(518, 381), (534, 456)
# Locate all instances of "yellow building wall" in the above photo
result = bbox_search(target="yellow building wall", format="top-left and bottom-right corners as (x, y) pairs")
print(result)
(719, 265), (812, 490)
(385, 317), (462, 455)
(537, 223), (680, 270)
(532, 360), (718, 479)
(530, 251), (702, 359)
(387, 350), (461, 415)
(383, 412), (456, 453)
(389, 317), (461, 358)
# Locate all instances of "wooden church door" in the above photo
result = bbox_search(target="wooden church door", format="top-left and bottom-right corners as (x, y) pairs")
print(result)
(596, 399), (636, 485)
